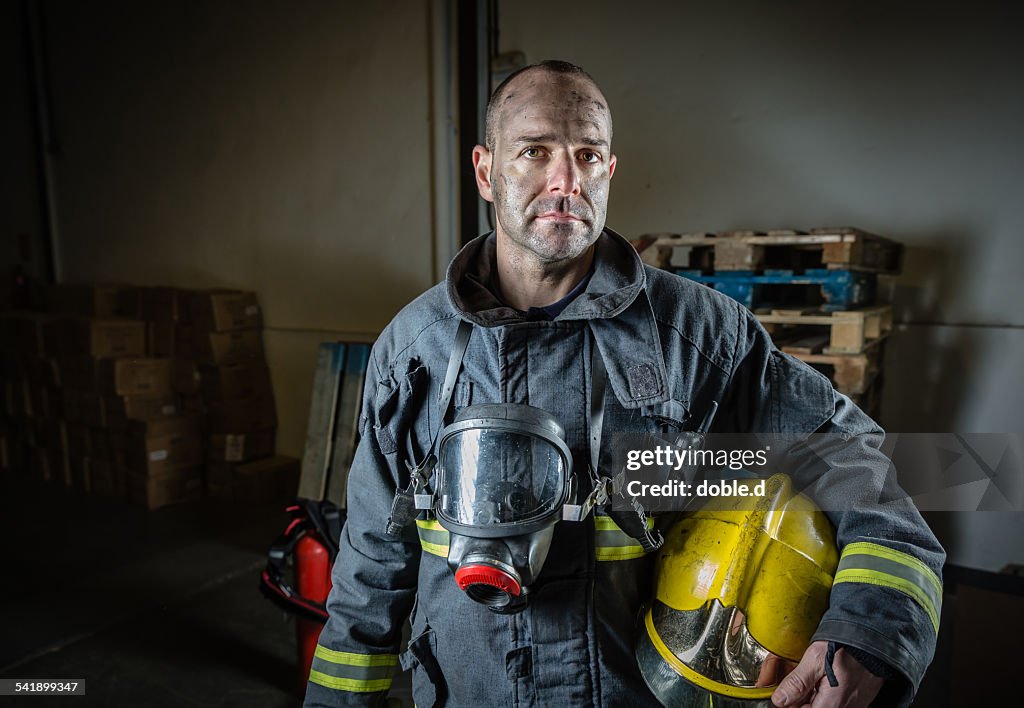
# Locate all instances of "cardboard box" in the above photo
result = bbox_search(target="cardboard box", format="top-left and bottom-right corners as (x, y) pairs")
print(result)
(141, 287), (184, 322)
(208, 428), (275, 463)
(147, 321), (175, 357)
(191, 290), (262, 332)
(180, 394), (204, 414)
(73, 319), (146, 359)
(206, 386), (277, 433)
(193, 329), (264, 367)
(105, 395), (179, 430)
(207, 454), (298, 503)
(200, 362), (273, 403)
(98, 358), (172, 397)
(126, 415), (203, 475)
(47, 284), (141, 318)
(171, 357), (200, 395)
(129, 466), (203, 509)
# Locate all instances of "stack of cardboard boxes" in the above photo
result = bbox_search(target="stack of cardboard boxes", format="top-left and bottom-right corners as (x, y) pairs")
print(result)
(181, 290), (297, 503)
(1, 284), (297, 510)
(1, 311), (72, 482)
(49, 286), (150, 494)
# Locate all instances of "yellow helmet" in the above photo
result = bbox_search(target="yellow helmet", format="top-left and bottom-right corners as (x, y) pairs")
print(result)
(636, 474), (838, 707)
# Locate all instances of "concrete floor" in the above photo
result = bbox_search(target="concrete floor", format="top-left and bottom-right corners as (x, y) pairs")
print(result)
(0, 470), (412, 708)
(0, 467), (976, 707)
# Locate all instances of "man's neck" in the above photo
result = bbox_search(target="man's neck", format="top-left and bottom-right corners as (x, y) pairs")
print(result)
(494, 234), (596, 311)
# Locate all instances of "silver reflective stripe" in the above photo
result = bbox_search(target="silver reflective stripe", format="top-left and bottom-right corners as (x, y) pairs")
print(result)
(308, 647), (397, 693)
(835, 542), (942, 632)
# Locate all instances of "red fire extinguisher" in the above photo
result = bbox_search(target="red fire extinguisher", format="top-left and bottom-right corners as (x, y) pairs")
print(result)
(294, 532), (333, 692)
(260, 501), (344, 697)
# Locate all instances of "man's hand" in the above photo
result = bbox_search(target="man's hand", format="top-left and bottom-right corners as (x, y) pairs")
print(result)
(771, 641), (885, 708)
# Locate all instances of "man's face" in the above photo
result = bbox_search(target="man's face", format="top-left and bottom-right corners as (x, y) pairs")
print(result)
(474, 71), (616, 264)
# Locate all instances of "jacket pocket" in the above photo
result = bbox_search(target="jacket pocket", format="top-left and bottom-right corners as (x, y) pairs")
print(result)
(372, 359), (429, 461)
(400, 628), (447, 708)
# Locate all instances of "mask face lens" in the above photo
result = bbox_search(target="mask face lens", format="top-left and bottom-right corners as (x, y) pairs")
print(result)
(437, 428), (566, 527)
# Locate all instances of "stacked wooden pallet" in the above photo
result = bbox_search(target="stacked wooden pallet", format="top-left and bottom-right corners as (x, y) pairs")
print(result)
(638, 228), (901, 419)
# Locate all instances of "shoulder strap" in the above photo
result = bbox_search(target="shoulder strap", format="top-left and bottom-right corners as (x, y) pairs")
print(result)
(384, 318), (472, 537)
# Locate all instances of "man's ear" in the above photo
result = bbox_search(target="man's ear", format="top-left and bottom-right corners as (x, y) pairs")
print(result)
(473, 145), (494, 203)
(608, 153), (617, 180)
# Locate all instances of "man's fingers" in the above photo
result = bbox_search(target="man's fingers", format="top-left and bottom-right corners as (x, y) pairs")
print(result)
(771, 641), (827, 707)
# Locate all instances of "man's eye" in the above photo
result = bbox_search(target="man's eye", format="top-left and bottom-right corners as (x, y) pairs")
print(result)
(579, 151), (601, 163)
(522, 147), (543, 158)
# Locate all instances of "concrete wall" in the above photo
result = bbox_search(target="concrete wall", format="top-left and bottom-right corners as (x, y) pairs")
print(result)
(499, 0), (1024, 569)
(36, 0), (437, 457)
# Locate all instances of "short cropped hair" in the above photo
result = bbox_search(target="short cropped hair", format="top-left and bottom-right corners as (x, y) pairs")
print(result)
(484, 60), (610, 151)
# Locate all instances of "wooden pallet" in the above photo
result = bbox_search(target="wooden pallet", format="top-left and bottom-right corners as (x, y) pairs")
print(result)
(677, 268), (876, 311)
(789, 341), (884, 396)
(758, 305), (892, 354)
(638, 228), (903, 274)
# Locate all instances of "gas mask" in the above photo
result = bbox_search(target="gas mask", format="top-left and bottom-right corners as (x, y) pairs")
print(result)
(431, 403), (573, 614)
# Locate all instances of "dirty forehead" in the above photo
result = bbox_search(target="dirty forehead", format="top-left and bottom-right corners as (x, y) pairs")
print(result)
(488, 68), (613, 148)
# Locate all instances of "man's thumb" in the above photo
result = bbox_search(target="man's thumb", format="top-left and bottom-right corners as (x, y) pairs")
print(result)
(771, 652), (822, 707)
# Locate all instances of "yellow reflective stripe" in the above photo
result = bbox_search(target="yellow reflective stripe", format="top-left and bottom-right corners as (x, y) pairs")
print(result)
(841, 542), (942, 597)
(596, 545), (647, 561)
(313, 646), (398, 667)
(593, 515), (655, 531)
(308, 669), (392, 693)
(837, 541), (942, 633)
(415, 518), (449, 557)
(419, 539), (449, 557)
(594, 515), (655, 562)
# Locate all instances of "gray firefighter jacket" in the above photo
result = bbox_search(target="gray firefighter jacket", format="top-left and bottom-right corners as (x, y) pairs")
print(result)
(304, 229), (945, 708)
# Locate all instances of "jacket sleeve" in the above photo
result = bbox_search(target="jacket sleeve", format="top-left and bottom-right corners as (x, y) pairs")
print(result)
(304, 351), (422, 707)
(723, 306), (945, 708)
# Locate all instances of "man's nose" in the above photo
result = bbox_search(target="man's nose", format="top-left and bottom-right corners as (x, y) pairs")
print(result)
(546, 152), (581, 196)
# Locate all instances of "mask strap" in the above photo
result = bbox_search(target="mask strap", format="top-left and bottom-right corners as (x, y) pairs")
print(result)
(385, 318), (473, 537)
(589, 341), (608, 480)
(563, 337), (664, 552)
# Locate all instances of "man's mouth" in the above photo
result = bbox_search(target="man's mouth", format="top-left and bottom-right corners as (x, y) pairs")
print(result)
(536, 211), (583, 223)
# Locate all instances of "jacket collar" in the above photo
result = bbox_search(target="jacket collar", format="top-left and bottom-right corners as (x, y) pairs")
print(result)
(445, 228), (670, 409)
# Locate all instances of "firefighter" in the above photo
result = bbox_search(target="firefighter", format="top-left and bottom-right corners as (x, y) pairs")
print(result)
(305, 61), (943, 708)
